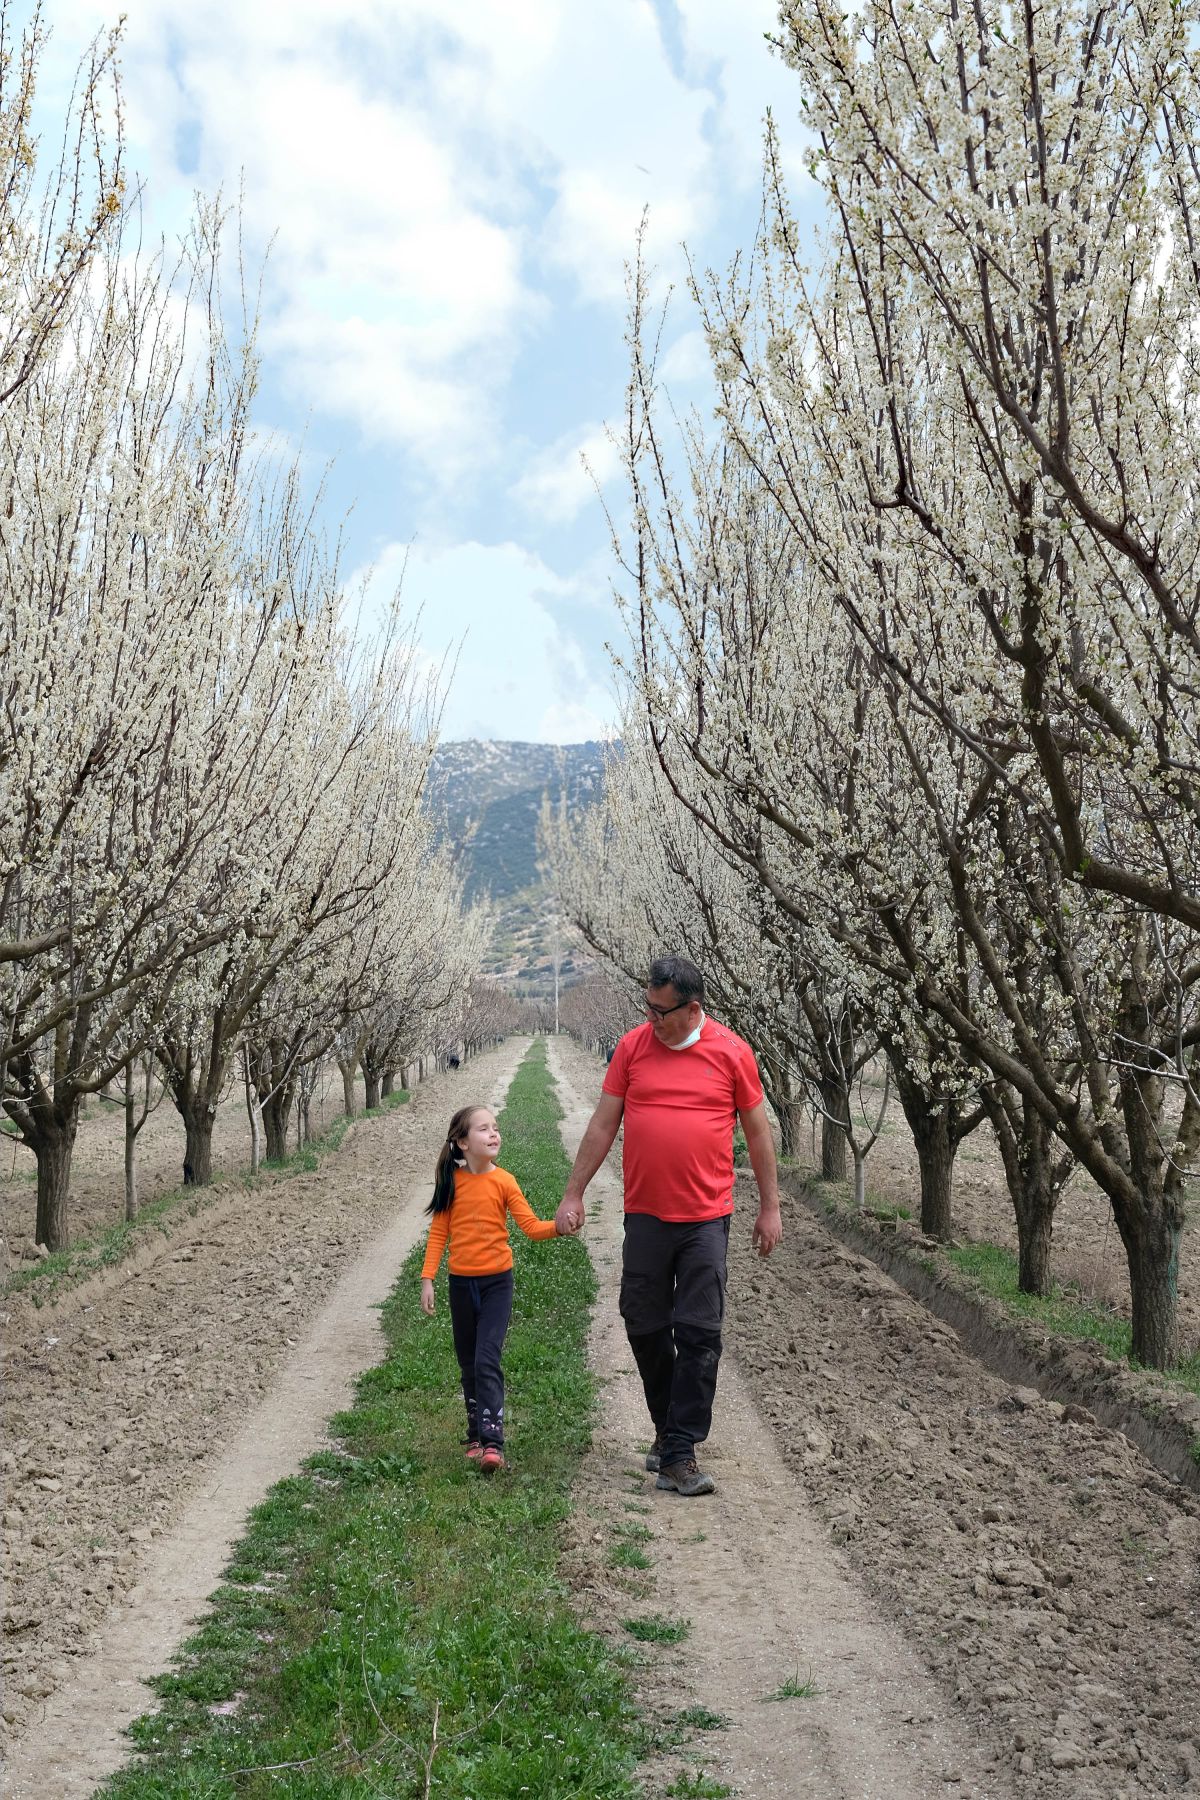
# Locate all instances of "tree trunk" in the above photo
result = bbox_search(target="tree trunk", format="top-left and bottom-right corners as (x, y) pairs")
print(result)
(244, 1050), (262, 1177)
(852, 1147), (866, 1211)
(339, 1057), (357, 1118)
(381, 1069), (395, 1099)
(124, 1068), (138, 1223)
(1016, 1197), (1054, 1297)
(181, 1105), (215, 1187)
(819, 1091), (848, 1182)
(777, 1099), (807, 1161)
(34, 1109), (79, 1251)
(364, 1068), (381, 1111)
(894, 1074), (956, 1241)
(1121, 1211), (1181, 1369)
(263, 1089), (288, 1163)
(760, 1060), (806, 1164)
(1111, 1040), (1190, 1370)
(985, 1090), (1065, 1299)
(1011, 1149), (1058, 1298)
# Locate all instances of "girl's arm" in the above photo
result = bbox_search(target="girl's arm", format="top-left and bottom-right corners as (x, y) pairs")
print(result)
(420, 1210), (451, 1303)
(505, 1177), (561, 1241)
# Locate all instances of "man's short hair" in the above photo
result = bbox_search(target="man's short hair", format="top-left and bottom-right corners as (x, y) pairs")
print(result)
(647, 954), (705, 1006)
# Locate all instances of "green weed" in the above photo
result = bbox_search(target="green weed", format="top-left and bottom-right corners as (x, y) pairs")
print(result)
(676, 1707), (730, 1731)
(666, 1773), (732, 1798)
(765, 1669), (819, 1701)
(609, 1542), (652, 1571)
(621, 1615), (690, 1644)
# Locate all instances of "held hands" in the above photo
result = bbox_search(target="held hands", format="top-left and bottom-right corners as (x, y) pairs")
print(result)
(420, 1277), (436, 1315)
(751, 1204), (783, 1260)
(555, 1195), (584, 1237)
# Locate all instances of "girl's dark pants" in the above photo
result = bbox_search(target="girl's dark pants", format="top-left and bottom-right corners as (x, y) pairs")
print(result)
(448, 1270), (513, 1448)
(619, 1213), (729, 1467)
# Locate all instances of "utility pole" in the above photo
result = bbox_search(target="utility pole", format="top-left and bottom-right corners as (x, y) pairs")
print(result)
(553, 904), (561, 1035)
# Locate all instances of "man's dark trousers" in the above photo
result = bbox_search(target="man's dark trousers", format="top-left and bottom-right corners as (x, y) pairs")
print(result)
(619, 1213), (730, 1466)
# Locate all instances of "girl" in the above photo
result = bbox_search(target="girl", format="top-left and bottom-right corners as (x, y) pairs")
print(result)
(420, 1104), (574, 1474)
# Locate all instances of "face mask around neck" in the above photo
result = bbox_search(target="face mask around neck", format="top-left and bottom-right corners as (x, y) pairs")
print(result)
(664, 1011), (705, 1049)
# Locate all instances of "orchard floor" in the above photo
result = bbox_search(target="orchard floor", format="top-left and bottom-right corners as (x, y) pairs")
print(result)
(0, 1060), (372, 1266)
(0, 1038), (1198, 1797)
(818, 1069), (1200, 1359)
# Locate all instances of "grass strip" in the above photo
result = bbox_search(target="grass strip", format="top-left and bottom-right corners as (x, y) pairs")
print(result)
(97, 1039), (642, 1799)
(5, 1093), (409, 1307)
(944, 1239), (1200, 1399)
(945, 1240), (1134, 1357)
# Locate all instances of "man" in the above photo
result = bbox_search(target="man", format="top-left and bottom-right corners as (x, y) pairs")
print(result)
(555, 954), (782, 1496)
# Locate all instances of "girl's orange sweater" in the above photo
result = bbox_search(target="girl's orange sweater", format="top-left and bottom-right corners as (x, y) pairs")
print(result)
(420, 1165), (557, 1278)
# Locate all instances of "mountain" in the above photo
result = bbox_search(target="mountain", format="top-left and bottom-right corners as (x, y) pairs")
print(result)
(426, 740), (614, 992)
(427, 740), (610, 905)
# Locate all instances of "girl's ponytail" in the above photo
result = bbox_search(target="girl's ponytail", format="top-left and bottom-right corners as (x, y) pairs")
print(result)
(427, 1106), (482, 1214)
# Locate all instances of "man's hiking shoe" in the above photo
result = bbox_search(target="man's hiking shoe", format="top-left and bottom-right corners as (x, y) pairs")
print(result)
(463, 1439), (483, 1460)
(656, 1458), (715, 1497)
(479, 1446), (506, 1475)
(644, 1433), (664, 1473)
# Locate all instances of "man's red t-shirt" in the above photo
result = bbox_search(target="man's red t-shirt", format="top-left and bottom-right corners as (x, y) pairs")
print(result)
(602, 1017), (764, 1221)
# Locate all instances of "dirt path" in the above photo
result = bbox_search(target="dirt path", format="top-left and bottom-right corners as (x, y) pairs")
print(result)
(1, 1039), (529, 1797)
(549, 1036), (1007, 1800)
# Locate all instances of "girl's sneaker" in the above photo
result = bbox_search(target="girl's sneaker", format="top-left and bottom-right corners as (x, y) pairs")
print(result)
(463, 1439), (483, 1460)
(479, 1446), (505, 1475)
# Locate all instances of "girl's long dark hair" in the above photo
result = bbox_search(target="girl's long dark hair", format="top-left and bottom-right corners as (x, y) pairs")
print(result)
(427, 1106), (484, 1214)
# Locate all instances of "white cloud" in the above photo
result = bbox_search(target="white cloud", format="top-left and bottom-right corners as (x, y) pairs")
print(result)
(29, 2), (821, 741)
(675, 0), (814, 189)
(510, 423), (622, 525)
(357, 538), (617, 743)
(437, 0), (715, 299)
(34, 1), (769, 474)
(38, 2), (537, 479)
(538, 699), (615, 742)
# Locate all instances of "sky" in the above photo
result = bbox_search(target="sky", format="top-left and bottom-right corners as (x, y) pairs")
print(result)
(33, 1), (821, 742)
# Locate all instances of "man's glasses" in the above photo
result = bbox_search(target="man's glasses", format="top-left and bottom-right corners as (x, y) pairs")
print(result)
(642, 998), (692, 1021)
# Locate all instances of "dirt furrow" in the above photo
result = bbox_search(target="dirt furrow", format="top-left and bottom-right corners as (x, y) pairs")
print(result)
(724, 1184), (1200, 1797)
(0, 1040), (527, 1789)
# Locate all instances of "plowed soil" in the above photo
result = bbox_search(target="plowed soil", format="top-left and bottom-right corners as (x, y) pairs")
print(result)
(554, 1037), (1200, 1799)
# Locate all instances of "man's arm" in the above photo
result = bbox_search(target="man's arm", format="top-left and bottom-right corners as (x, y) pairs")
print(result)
(739, 1102), (782, 1258)
(555, 1091), (624, 1233)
